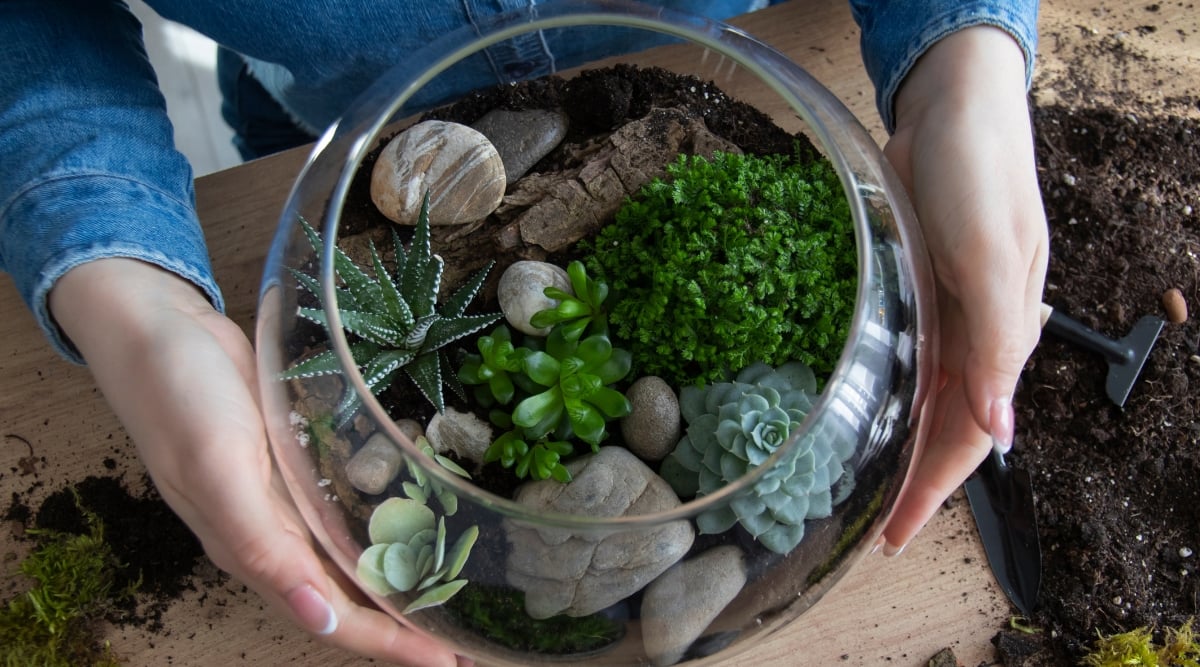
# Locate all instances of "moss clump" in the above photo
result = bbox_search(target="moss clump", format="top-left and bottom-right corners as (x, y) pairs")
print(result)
(582, 148), (856, 386)
(443, 584), (623, 655)
(0, 493), (132, 666)
(1081, 619), (1200, 667)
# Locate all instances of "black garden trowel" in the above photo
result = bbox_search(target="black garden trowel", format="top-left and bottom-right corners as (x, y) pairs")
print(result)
(965, 303), (1165, 617)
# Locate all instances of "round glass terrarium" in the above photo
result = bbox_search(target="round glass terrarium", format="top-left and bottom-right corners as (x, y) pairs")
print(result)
(256, 1), (937, 665)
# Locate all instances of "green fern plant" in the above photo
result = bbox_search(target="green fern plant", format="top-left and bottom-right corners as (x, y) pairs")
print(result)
(281, 195), (501, 420)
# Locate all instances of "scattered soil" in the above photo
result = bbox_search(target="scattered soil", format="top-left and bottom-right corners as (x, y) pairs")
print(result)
(984, 8), (1200, 664)
(993, 104), (1200, 665)
(4, 473), (208, 633)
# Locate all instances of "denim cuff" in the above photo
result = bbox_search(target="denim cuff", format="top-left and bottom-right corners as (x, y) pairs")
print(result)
(1, 173), (224, 364)
(851, 0), (1039, 133)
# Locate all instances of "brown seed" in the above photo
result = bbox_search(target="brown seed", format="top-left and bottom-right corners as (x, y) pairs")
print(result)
(1162, 287), (1188, 324)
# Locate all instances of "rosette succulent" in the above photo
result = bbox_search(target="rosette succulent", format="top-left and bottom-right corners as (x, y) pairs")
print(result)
(356, 498), (479, 613)
(280, 195), (500, 421)
(660, 361), (855, 554)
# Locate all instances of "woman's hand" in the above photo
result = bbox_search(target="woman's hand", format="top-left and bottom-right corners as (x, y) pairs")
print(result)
(879, 26), (1049, 554)
(49, 258), (469, 666)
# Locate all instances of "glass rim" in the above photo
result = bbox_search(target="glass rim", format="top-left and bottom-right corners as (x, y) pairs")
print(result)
(311, 0), (881, 530)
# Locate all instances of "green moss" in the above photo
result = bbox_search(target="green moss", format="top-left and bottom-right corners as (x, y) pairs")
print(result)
(0, 492), (133, 666)
(582, 147), (856, 386)
(443, 584), (623, 655)
(1081, 619), (1200, 667)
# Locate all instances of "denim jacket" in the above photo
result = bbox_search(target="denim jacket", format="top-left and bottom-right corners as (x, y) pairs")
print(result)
(0, 0), (1036, 362)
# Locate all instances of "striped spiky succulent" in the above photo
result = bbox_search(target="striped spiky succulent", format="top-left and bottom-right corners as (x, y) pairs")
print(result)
(281, 196), (500, 420)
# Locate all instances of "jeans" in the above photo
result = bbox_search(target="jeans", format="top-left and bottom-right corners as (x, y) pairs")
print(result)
(0, 0), (1037, 362)
(216, 47), (317, 161)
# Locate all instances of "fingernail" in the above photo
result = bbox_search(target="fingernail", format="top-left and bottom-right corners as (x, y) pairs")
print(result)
(286, 584), (338, 636)
(989, 396), (1014, 454)
(870, 537), (884, 555)
(882, 541), (906, 558)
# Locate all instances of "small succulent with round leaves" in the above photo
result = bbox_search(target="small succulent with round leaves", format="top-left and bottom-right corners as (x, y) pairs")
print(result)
(280, 194), (500, 422)
(660, 361), (856, 554)
(356, 497), (479, 613)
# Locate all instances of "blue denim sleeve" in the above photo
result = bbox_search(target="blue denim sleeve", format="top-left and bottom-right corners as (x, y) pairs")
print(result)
(0, 0), (223, 363)
(848, 0), (1039, 133)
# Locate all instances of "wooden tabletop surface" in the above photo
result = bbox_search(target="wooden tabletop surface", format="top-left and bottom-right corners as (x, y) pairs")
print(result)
(2, 1), (1196, 665)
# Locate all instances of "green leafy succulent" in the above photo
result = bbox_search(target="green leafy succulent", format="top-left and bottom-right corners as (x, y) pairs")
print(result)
(401, 436), (472, 516)
(483, 430), (573, 482)
(457, 325), (531, 406)
(280, 195), (501, 420)
(513, 327), (632, 447)
(356, 497), (479, 613)
(660, 361), (856, 554)
(527, 260), (610, 342)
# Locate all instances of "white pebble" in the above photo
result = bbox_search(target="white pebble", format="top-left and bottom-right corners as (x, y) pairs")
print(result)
(1181, 547), (1194, 558)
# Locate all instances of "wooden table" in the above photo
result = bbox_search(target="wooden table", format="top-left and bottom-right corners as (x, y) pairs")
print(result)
(3, 1), (1196, 665)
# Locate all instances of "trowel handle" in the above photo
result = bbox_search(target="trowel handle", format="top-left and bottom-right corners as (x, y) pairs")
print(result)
(1039, 303), (1134, 364)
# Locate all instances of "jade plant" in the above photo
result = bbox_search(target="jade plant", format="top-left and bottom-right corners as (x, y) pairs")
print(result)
(461, 322), (632, 482)
(527, 260), (610, 342)
(660, 361), (856, 554)
(281, 195), (501, 421)
(457, 324), (531, 406)
(582, 148), (856, 386)
(512, 327), (632, 445)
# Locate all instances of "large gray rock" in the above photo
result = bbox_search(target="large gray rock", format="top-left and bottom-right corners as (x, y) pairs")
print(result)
(370, 120), (505, 225)
(472, 108), (569, 185)
(505, 447), (694, 618)
(621, 376), (681, 462)
(641, 545), (748, 666)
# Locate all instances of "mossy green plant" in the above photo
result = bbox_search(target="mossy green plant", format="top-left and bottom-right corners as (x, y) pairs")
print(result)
(443, 584), (623, 655)
(0, 493), (132, 667)
(1081, 619), (1200, 667)
(582, 147), (856, 386)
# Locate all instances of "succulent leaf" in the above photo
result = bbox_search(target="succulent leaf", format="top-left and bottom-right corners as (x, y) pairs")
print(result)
(662, 361), (855, 554)
(404, 580), (469, 614)
(368, 498), (435, 545)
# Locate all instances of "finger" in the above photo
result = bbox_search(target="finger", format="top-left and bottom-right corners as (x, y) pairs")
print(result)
(882, 383), (991, 550)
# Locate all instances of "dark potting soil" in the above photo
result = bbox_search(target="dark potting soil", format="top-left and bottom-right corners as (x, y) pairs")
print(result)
(992, 104), (1200, 665)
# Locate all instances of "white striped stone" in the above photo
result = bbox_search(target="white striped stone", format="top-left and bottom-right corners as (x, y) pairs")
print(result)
(370, 120), (506, 226)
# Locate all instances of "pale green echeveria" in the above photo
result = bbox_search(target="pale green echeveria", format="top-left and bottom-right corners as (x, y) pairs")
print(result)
(661, 361), (856, 554)
(356, 497), (478, 613)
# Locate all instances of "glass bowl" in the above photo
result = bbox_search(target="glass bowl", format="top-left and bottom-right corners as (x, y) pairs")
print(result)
(256, 1), (937, 664)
